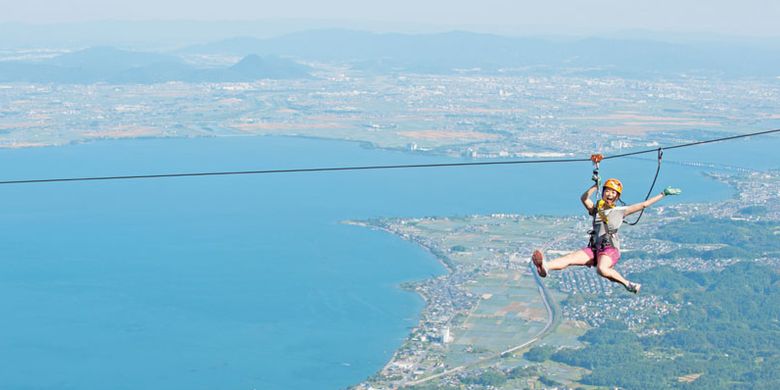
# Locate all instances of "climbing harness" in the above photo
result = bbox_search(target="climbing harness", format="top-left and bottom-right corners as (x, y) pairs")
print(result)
(588, 199), (617, 253)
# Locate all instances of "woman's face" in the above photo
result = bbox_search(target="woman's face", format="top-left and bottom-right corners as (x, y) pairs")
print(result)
(603, 188), (619, 203)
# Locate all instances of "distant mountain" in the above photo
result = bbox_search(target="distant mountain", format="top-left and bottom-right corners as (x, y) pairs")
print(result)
(0, 47), (312, 83)
(179, 30), (533, 70)
(179, 29), (780, 77)
(3, 32), (778, 81)
(223, 54), (312, 80)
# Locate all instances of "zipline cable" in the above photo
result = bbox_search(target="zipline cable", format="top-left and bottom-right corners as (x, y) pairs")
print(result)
(0, 157), (594, 185)
(0, 128), (778, 186)
(601, 127), (780, 160)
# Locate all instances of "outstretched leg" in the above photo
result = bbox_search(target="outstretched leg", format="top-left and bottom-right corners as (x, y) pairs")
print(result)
(532, 249), (593, 277)
(596, 255), (640, 293)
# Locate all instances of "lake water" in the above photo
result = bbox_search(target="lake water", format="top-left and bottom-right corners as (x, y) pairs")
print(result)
(0, 134), (777, 389)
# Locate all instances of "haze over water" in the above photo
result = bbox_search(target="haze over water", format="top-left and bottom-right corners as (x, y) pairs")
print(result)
(0, 135), (776, 389)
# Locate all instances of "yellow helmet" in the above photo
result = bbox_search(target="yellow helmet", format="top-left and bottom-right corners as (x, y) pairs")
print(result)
(603, 178), (623, 195)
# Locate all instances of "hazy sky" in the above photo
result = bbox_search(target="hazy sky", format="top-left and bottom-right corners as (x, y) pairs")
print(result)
(2, 0), (779, 36)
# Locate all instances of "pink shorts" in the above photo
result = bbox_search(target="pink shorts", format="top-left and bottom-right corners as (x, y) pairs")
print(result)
(581, 246), (621, 267)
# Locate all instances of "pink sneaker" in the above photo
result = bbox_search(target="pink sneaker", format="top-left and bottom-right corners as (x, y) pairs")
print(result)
(532, 250), (546, 278)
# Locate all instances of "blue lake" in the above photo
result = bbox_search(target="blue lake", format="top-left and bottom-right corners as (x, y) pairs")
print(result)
(0, 134), (777, 389)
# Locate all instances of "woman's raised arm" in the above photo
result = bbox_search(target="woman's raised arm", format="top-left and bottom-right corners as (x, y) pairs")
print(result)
(581, 184), (598, 214)
(624, 186), (682, 216)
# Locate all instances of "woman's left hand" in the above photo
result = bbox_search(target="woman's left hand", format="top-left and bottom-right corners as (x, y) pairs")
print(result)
(663, 186), (682, 196)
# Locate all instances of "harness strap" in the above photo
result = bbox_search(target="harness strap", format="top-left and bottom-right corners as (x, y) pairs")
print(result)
(590, 199), (616, 252)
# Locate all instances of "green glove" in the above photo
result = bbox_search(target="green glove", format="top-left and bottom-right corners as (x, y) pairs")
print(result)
(663, 186), (682, 196)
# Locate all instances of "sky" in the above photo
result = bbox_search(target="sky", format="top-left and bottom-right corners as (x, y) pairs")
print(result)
(1, 0), (779, 37)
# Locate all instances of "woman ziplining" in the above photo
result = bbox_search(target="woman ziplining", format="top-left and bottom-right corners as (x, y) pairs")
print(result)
(531, 170), (681, 294)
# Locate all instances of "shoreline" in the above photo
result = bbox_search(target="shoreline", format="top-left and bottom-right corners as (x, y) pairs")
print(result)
(346, 214), (569, 388)
(343, 219), (460, 379)
(344, 219), (458, 378)
(344, 220), (458, 274)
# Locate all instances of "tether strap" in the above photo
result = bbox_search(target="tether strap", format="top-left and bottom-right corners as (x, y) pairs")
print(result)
(625, 148), (663, 226)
